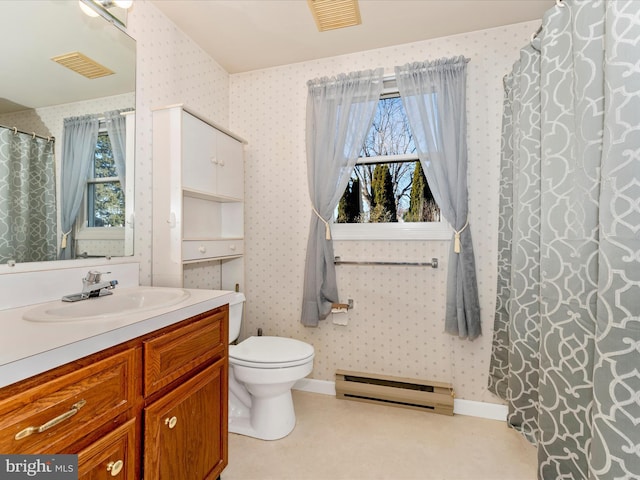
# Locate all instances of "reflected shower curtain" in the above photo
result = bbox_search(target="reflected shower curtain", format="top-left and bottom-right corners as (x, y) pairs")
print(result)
(0, 127), (57, 264)
(488, 1), (640, 478)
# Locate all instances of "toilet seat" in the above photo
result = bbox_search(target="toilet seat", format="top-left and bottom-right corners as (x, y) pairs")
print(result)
(230, 336), (314, 368)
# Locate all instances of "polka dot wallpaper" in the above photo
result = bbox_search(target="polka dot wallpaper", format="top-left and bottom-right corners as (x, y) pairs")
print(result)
(0, 0), (542, 404)
(126, 0), (231, 285)
(229, 20), (540, 402)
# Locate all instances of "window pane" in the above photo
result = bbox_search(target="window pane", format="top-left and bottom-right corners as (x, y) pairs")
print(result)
(361, 97), (415, 157)
(336, 96), (440, 224)
(94, 133), (118, 178)
(86, 131), (125, 227)
(87, 182), (125, 227)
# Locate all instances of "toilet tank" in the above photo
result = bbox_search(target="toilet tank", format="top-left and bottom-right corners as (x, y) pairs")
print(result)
(227, 292), (246, 343)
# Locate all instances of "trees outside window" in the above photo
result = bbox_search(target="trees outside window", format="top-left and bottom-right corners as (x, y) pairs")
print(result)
(336, 95), (440, 224)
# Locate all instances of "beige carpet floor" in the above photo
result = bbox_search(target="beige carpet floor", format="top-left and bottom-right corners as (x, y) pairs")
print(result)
(222, 390), (537, 480)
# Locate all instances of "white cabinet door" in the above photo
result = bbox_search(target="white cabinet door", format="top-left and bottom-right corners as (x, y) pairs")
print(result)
(182, 112), (217, 195)
(216, 132), (244, 199)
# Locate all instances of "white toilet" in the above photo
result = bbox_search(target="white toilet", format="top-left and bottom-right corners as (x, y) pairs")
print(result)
(227, 293), (315, 440)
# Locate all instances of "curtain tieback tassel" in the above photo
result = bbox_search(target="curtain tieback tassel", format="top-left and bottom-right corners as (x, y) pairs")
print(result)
(61, 230), (72, 249)
(453, 218), (469, 254)
(312, 206), (331, 240)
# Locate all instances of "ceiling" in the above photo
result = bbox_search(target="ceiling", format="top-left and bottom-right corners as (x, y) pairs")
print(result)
(150, 0), (553, 74)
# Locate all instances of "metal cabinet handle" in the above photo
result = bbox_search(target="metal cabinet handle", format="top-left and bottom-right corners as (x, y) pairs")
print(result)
(107, 460), (124, 476)
(15, 399), (87, 440)
(165, 416), (177, 429)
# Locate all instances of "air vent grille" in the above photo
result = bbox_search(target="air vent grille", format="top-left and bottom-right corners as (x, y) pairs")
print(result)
(307, 0), (361, 32)
(51, 52), (114, 79)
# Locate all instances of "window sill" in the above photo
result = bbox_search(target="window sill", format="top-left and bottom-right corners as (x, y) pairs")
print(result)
(75, 227), (125, 241)
(331, 222), (452, 241)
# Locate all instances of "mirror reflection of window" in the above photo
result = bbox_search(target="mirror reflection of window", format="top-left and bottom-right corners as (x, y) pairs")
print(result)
(86, 129), (125, 228)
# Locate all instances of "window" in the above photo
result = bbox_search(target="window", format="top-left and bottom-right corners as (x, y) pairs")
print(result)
(76, 127), (125, 240)
(332, 93), (450, 240)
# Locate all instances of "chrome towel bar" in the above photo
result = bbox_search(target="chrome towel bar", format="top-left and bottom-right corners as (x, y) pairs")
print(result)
(334, 257), (438, 269)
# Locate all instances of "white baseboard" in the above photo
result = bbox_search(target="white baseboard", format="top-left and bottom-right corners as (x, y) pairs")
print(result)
(294, 378), (336, 396)
(293, 378), (507, 421)
(453, 398), (507, 421)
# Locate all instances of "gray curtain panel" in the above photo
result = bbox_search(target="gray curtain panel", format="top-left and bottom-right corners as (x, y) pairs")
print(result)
(395, 56), (481, 340)
(301, 68), (384, 326)
(59, 114), (99, 260)
(0, 128), (57, 264)
(489, 1), (640, 478)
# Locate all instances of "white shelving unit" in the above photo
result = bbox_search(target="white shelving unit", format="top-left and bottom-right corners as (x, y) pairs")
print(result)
(152, 104), (246, 291)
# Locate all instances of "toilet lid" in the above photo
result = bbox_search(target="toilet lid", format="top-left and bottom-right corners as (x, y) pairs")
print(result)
(229, 336), (314, 367)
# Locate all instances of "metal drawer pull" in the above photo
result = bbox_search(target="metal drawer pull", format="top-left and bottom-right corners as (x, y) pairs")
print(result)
(14, 399), (87, 440)
(165, 416), (177, 429)
(107, 460), (124, 476)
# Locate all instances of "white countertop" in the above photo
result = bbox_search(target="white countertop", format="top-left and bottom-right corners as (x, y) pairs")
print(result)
(0, 287), (236, 389)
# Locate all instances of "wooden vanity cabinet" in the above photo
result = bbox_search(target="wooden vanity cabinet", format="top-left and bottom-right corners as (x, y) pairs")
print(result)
(0, 305), (229, 480)
(142, 308), (228, 480)
(144, 360), (227, 479)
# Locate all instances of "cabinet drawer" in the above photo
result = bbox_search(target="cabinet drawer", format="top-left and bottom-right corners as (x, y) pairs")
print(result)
(0, 349), (137, 454)
(78, 419), (136, 479)
(144, 309), (227, 397)
(182, 239), (243, 261)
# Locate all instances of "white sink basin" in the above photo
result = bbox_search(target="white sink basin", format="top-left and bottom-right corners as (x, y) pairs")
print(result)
(23, 287), (191, 322)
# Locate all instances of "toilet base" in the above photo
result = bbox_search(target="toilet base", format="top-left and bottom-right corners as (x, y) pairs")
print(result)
(229, 389), (296, 440)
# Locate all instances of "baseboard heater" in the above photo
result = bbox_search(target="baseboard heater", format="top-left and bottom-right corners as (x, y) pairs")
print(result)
(335, 369), (454, 416)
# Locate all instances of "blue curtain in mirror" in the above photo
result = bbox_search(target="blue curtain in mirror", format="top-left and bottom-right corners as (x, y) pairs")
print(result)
(105, 109), (131, 191)
(0, 127), (57, 263)
(59, 114), (99, 260)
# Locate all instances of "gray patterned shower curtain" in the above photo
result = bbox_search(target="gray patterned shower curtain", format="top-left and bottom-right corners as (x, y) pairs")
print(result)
(488, 1), (640, 479)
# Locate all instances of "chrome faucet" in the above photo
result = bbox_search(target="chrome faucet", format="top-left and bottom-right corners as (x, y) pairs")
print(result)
(62, 270), (119, 302)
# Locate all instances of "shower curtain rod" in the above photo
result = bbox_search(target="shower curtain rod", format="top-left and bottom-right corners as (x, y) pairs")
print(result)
(0, 123), (54, 142)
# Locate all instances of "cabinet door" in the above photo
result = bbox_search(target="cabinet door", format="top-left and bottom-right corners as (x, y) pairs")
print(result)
(77, 419), (137, 480)
(182, 111), (217, 195)
(144, 360), (227, 480)
(216, 132), (244, 199)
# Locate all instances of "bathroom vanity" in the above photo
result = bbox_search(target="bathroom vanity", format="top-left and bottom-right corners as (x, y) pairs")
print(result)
(0, 287), (233, 479)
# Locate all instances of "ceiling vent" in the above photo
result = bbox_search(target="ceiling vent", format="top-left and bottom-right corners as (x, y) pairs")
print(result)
(51, 52), (114, 79)
(307, 0), (362, 32)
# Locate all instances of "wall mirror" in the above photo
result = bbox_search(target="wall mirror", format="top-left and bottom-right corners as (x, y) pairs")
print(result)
(0, 0), (136, 266)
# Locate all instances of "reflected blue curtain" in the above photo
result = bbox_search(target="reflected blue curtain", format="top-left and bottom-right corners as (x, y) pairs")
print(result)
(59, 114), (99, 260)
(105, 109), (131, 190)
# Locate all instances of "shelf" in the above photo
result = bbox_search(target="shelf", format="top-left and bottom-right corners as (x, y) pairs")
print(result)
(182, 254), (243, 265)
(183, 187), (242, 203)
(182, 236), (243, 241)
